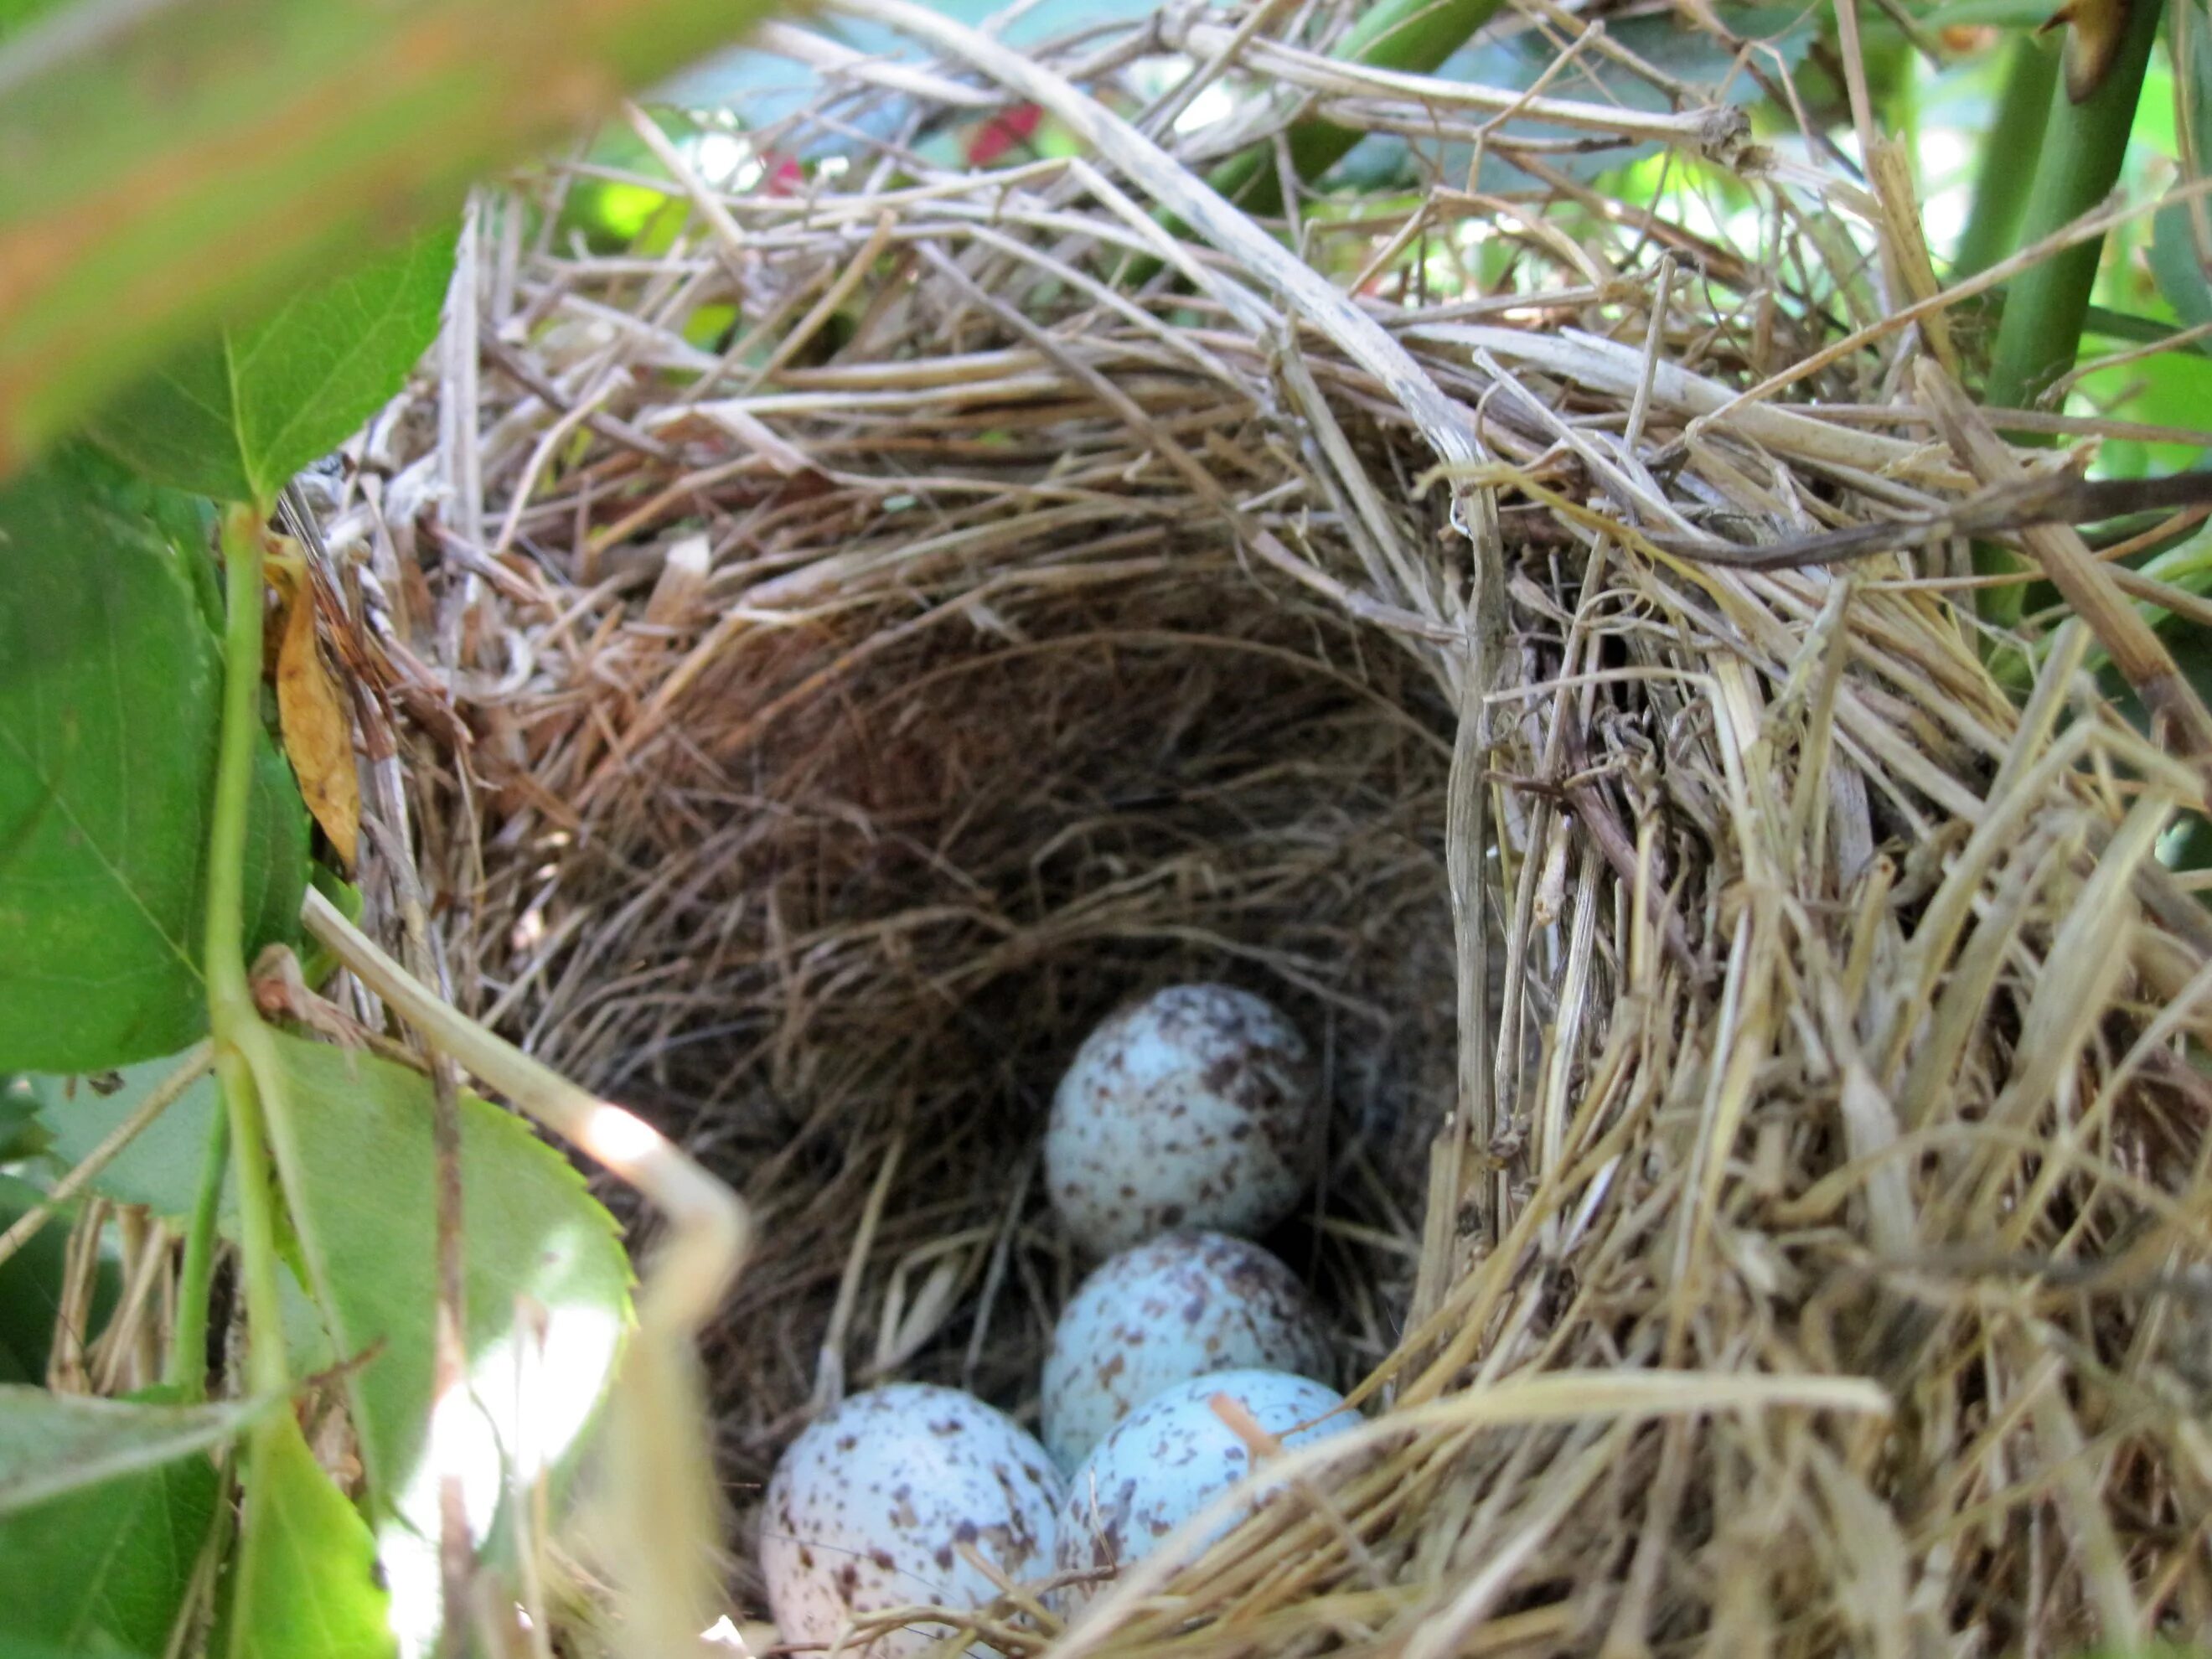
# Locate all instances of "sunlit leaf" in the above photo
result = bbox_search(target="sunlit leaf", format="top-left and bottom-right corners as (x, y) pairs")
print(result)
(0, 0), (65, 39)
(223, 1415), (392, 1659)
(2072, 345), (2212, 477)
(0, 451), (308, 1072)
(255, 1030), (631, 1622)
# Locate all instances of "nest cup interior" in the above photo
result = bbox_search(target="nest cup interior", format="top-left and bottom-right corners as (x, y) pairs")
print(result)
(383, 309), (1468, 1596)
(316, 8), (2212, 1646)
(598, 515), (1461, 1582)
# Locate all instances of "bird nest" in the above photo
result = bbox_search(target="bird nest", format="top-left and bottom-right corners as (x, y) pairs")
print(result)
(314, 4), (2212, 1651)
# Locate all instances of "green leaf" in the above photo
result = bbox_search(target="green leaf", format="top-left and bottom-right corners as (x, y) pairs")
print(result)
(23, 1056), (228, 1225)
(0, 0), (783, 464)
(0, 1386), (268, 1515)
(0, 1429), (219, 1656)
(0, 0), (44, 23)
(2151, 201), (2212, 330)
(88, 230), (457, 506)
(224, 1414), (393, 1659)
(0, 452), (310, 1072)
(0, 0), (68, 41)
(256, 1032), (631, 1543)
(2070, 343), (2212, 479)
(0, 1083), (50, 1161)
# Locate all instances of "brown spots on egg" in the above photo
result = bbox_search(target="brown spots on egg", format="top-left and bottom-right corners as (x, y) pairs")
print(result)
(1044, 984), (1321, 1257)
(1040, 1231), (1331, 1470)
(1052, 1372), (1357, 1617)
(760, 1383), (1064, 1656)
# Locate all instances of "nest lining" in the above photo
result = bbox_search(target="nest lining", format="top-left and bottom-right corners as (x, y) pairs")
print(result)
(313, 6), (2212, 1651)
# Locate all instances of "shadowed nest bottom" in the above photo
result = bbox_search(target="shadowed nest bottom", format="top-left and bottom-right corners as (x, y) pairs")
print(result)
(317, 13), (2212, 1650)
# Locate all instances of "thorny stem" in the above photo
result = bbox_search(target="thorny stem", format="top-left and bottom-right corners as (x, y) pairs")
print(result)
(1985, 0), (2168, 411)
(1978, 0), (2168, 626)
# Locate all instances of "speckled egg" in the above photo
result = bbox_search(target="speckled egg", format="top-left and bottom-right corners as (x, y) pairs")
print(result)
(1057, 1369), (1356, 1610)
(760, 1383), (1064, 1656)
(1041, 1232), (1330, 1472)
(1046, 985), (1320, 1256)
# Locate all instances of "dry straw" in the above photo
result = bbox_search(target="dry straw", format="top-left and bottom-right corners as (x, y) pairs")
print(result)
(312, 2), (2212, 1651)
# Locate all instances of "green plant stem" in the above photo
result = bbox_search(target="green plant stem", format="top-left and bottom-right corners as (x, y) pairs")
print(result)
(1986, 2), (2168, 411)
(209, 504), (308, 1659)
(209, 504), (287, 1398)
(1977, 0), (2168, 627)
(166, 1106), (230, 1401)
(1954, 34), (2060, 279)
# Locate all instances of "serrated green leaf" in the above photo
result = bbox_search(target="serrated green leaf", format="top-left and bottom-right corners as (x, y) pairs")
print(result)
(256, 1032), (632, 1553)
(89, 229), (457, 506)
(0, 1429), (218, 1656)
(0, 452), (310, 1072)
(0, 1387), (268, 1515)
(24, 1055), (228, 1225)
(0, 1084), (49, 1162)
(225, 1414), (392, 1659)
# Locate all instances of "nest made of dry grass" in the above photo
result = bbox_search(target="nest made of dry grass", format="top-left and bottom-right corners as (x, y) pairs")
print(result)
(311, 3), (2212, 1651)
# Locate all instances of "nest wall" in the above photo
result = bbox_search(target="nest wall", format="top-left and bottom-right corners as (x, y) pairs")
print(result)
(317, 9), (2212, 1651)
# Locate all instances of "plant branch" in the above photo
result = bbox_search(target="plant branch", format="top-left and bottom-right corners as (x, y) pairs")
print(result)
(1986, 0), (2167, 410)
(209, 505), (287, 1398)
(1977, 0), (2168, 623)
